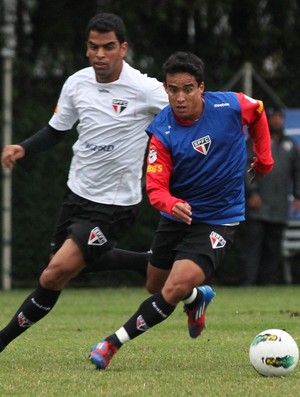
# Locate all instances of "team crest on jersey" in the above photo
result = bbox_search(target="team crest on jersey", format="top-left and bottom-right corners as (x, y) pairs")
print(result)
(210, 231), (226, 249)
(148, 147), (157, 164)
(112, 99), (128, 114)
(88, 227), (107, 246)
(192, 135), (211, 155)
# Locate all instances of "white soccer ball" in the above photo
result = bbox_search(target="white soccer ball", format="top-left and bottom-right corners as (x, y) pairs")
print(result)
(249, 329), (299, 377)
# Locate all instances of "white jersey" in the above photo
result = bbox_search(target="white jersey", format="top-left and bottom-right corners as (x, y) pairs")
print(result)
(49, 61), (168, 205)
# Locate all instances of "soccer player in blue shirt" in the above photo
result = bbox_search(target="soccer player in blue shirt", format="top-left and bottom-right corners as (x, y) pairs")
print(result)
(89, 51), (274, 370)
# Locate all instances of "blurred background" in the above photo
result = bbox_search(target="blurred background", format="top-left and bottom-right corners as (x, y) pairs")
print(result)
(1, 0), (300, 288)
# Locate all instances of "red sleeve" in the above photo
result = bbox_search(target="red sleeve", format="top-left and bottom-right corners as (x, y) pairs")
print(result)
(146, 135), (185, 214)
(237, 92), (274, 174)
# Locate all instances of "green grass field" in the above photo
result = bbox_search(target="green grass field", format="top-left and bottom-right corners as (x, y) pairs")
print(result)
(0, 286), (299, 397)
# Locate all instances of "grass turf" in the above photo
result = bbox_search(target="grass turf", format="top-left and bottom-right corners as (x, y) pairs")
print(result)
(0, 286), (299, 397)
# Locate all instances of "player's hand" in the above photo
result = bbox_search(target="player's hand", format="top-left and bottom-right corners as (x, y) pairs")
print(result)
(291, 198), (300, 213)
(171, 202), (192, 225)
(1, 145), (25, 170)
(247, 193), (262, 209)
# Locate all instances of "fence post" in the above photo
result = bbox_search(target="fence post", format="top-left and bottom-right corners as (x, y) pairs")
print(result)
(1, 0), (17, 290)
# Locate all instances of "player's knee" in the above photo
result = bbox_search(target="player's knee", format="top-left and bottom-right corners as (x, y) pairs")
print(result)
(40, 261), (79, 290)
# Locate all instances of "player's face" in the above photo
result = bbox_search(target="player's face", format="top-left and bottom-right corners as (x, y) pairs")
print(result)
(164, 73), (205, 122)
(86, 31), (128, 83)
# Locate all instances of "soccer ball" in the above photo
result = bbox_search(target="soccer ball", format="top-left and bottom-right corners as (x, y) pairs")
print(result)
(249, 329), (299, 377)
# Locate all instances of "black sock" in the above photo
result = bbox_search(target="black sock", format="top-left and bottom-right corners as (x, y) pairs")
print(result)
(120, 292), (175, 341)
(83, 248), (149, 276)
(0, 283), (61, 352)
(105, 334), (123, 349)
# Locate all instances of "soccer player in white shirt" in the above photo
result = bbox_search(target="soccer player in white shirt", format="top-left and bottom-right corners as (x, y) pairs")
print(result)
(0, 13), (168, 353)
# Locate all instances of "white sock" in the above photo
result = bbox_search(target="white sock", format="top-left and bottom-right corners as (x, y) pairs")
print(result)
(182, 288), (198, 304)
(115, 327), (130, 345)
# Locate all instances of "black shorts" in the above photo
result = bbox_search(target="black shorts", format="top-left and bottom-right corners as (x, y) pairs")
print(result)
(50, 188), (139, 267)
(149, 216), (238, 278)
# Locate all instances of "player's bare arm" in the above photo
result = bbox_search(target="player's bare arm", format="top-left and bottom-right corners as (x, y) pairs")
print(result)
(1, 144), (25, 170)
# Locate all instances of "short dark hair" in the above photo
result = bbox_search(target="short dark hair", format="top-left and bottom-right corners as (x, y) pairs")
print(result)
(163, 52), (205, 84)
(86, 13), (127, 44)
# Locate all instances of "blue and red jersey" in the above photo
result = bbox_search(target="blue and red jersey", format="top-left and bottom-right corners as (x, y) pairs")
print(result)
(146, 91), (274, 224)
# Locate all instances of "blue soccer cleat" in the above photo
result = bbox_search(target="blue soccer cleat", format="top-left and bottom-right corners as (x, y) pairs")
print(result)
(184, 285), (215, 338)
(89, 340), (118, 370)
